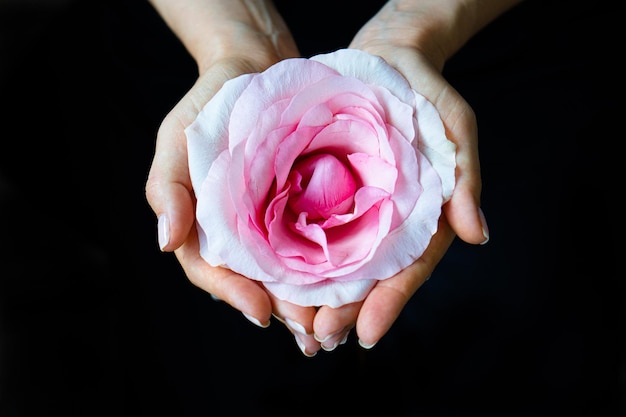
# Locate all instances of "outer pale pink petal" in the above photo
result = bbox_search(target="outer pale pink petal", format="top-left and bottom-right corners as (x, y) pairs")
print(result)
(228, 58), (338, 148)
(369, 84), (415, 160)
(185, 73), (255, 193)
(311, 49), (415, 106)
(196, 154), (283, 284)
(264, 278), (377, 308)
(279, 75), (380, 127)
(414, 92), (456, 202)
(194, 151), (249, 269)
(385, 124), (422, 228)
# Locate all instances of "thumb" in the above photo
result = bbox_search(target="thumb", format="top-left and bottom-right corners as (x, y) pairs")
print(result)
(145, 107), (197, 252)
(443, 183), (489, 246)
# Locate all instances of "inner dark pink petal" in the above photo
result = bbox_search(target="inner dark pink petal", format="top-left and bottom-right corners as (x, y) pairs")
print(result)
(267, 189), (328, 265)
(323, 203), (384, 266)
(287, 154), (356, 220)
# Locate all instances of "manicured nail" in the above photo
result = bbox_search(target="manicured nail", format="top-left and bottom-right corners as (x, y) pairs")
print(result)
(315, 326), (346, 343)
(321, 330), (350, 352)
(358, 339), (377, 350)
(285, 317), (308, 335)
(157, 214), (170, 251)
(243, 313), (269, 328)
(294, 333), (317, 357)
(478, 208), (490, 245)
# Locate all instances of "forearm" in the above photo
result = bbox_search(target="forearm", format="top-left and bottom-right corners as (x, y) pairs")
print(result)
(353, 0), (524, 70)
(148, 0), (296, 73)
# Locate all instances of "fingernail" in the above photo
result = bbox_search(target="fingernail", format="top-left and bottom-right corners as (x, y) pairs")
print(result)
(314, 326), (346, 343)
(358, 339), (377, 350)
(321, 330), (350, 352)
(478, 208), (490, 245)
(157, 214), (170, 251)
(285, 317), (308, 335)
(294, 333), (317, 357)
(243, 313), (270, 328)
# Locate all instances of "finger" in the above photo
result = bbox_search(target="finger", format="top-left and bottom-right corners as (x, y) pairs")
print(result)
(444, 186), (489, 246)
(313, 302), (361, 352)
(437, 92), (488, 246)
(157, 69), (242, 252)
(145, 67), (248, 252)
(266, 291), (320, 357)
(144, 71), (215, 251)
(145, 110), (196, 252)
(356, 217), (455, 348)
(176, 225), (273, 328)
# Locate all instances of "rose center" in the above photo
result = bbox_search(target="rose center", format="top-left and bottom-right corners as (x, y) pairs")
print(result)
(287, 154), (357, 220)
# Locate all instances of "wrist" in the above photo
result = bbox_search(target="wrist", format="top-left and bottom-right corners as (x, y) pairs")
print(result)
(149, 0), (298, 75)
(353, 0), (523, 70)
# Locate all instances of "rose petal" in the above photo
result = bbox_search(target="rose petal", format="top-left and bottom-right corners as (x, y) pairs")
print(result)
(188, 49), (457, 309)
(279, 74), (381, 127)
(413, 92), (456, 202)
(343, 151), (443, 281)
(347, 152), (397, 193)
(264, 278), (377, 309)
(228, 58), (338, 147)
(304, 118), (381, 158)
(186, 73), (254, 192)
(287, 154), (357, 219)
(311, 49), (415, 106)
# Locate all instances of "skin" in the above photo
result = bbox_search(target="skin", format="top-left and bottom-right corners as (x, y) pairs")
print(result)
(145, 0), (523, 356)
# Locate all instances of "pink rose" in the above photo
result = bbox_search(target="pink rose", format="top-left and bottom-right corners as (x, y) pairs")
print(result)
(186, 48), (456, 308)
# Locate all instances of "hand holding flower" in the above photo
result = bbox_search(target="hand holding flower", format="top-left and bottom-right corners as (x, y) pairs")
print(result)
(145, 0), (301, 331)
(144, 0), (520, 357)
(308, 0), (518, 349)
(186, 47), (461, 350)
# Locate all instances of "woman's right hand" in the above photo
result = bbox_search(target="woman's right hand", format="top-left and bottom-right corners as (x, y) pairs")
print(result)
(145, 0), (305, 332)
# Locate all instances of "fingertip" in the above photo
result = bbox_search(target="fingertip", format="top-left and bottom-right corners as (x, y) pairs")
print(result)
(231, 281), (274, 327)
(443, 191), (488, 245)
(187, 264), (273, 330)
(242, 312), (271, 328)
(354, 289), (402, 350)
(358, 338), (377, 350)
(157, 213), (170, 251)
(478, 207), (490, 245)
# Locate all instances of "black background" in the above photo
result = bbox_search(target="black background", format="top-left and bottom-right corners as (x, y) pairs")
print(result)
(1, 0), (623, 416)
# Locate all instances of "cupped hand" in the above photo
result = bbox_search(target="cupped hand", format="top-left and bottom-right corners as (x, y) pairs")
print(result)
(144, 31), (324, 348)
(306, 4), (491, 351)
(145, 0), (499, 358)
(149, 36), (484, 360)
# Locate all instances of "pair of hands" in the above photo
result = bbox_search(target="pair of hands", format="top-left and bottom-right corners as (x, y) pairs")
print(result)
(145, 0), (498, 356)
